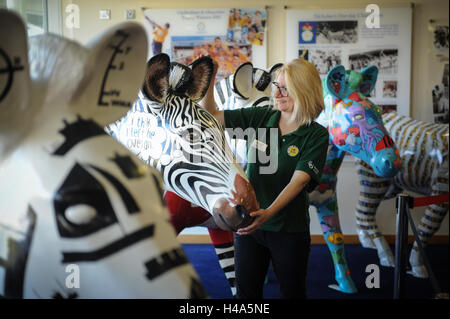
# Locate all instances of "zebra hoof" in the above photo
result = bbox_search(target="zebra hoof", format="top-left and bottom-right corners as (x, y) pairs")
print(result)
(379, 250), (395, 267)
(334, 264), (358, 293)
(357, 231), (376, 249)
(408, 265), (429, 279)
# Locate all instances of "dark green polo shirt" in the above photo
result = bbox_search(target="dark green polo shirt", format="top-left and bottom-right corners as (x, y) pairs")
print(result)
(224, 106), (329, 232)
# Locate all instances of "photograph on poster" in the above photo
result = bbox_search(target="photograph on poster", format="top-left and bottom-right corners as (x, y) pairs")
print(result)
(432, 63), (449, 124)
(349, 49), (398, 75)
(383, 81), (397, 98)
(316, 20), (358, 44)
(144, 15), (171, 56)
(298, 49), (309, 60)
(379, 104), (397, 114)
(287, 8), (411, 116)
(434, 25), (449, 50)
(227, 8), (266, 46)
(172, 36), (252, 80)
(143, 8), (267, 82)
(305, 49), (342, 75)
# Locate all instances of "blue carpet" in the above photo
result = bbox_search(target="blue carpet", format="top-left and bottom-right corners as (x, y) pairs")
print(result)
(182, 244), (449, 299)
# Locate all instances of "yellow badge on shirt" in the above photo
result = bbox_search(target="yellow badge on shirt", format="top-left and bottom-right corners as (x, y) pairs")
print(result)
(287, 145), (299, 157)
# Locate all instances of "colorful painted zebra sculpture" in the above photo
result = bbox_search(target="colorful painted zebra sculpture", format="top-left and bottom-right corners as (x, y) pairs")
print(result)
(107, 54), (260, 297)
(355, 113), (448, 278)
(0, 11), (206, 298)
(214, 63), (401, 293)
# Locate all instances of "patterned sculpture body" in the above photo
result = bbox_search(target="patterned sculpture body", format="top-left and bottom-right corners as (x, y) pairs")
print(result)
(355, 112), (448, 278)
(0, 11), (205, 298)
(214, 63), (401, 294)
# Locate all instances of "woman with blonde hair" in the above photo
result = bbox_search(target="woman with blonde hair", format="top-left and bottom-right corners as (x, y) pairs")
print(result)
(200, 58), (329, 299)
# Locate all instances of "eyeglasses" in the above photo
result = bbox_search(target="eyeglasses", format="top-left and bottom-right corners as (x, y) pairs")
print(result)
(271, 82), (289, 97)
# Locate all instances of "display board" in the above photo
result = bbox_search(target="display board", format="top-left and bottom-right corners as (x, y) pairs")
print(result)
(143, 8), (267, 80)
(286, 7), (412, 116)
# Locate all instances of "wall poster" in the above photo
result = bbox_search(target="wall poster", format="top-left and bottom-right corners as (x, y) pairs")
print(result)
(286, 7), (412, 117)
(143, 8), (267, 81)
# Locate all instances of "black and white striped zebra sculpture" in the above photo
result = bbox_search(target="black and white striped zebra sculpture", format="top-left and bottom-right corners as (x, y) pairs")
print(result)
(108, 54), (260, 297)
(355, 112), (449, 278)
(109, 54), (259, 232)
(0, 11), (206, 298)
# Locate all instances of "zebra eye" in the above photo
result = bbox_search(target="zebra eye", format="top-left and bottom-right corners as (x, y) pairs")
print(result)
(183, 130), (201, 143)
(353, 114), (364, 121)
(65, 205), (97, 225)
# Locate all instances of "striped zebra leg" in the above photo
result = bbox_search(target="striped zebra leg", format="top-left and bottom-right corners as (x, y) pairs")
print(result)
(315, 195), (357, 293)
(409, 188), (449, 278)
(355, 160), (395, 267)
(207, 228), (236, 297)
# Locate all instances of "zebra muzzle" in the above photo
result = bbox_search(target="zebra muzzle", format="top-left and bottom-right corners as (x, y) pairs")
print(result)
(212, 200), (255, 232)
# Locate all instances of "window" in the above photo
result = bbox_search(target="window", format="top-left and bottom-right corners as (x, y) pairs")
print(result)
(1, 0), (61, 36)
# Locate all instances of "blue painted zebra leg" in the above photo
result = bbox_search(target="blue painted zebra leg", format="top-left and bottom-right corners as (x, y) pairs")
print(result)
(316, 196), (357, 293)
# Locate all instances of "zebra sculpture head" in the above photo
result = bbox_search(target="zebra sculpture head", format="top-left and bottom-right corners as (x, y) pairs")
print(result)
(109, 54), (259, 232)
(317, 65), (401, 177)
(213, 62), (282, 168)
(214, 61), (282, 111)
(0, 11), (205, 298)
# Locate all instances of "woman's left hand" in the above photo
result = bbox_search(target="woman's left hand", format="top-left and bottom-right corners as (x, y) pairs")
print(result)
(236, 209), (273, 236)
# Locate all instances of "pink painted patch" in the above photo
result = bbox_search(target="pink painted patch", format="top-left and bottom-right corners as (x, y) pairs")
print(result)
(330, 126), (347, 145)
(348, 126), (360, 136)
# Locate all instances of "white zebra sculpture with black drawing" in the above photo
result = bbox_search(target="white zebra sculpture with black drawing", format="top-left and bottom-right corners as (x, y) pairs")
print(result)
(0, 11), (206, 298)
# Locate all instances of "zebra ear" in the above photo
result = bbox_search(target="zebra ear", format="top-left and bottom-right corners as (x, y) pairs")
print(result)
(143, 53), (171, 102)
(187, 56), (214, 101)
(233, 62), (253, 99)
(269, 63), (283, 80)
(169, 62), (193, 96)
(359, 65), (378, 97)
(253, 68), (271, 92)
(0, 10), (31, 157)
(325, 65), (346, 100)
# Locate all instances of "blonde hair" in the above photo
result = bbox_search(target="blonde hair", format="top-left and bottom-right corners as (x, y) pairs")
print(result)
(273, 58), (324, 126)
